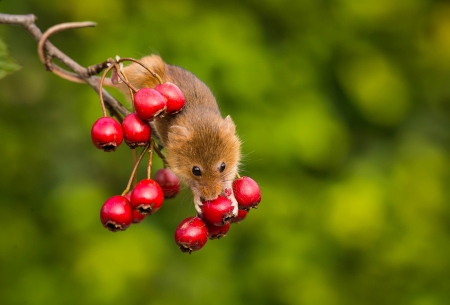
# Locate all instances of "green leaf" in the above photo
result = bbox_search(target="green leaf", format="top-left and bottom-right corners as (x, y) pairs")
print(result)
(0, 38), (21, 80)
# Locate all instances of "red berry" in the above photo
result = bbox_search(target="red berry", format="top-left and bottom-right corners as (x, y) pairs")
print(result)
(100, 195), (133, 232)
(154, 168), (180, 199)
(130, 179), (164, 215)
(232, 176), (261, 211)
(154, 82), (186, 114)
(132, 209), (146, 223)
(231, 209), (248, 223)
(134, 88), (166, 120)
(207, 222), (231, 240)
(175, 216), (208, 253)
(122, 113), (152, 148)
(201, 196), (234, 226)
(124, 192), (147, 223)
(91, 117), (123, 152)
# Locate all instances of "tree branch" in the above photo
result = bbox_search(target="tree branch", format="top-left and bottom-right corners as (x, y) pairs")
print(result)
(0, 13), (131, 117)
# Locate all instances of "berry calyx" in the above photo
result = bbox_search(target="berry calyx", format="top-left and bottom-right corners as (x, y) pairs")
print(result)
(201, 196), (234, 226)
(154, 82), (186, 114)
(122, 113), (152, 148)
(154, 168), (180, 199)
(232, 176), (261, 211)
(91, 117), (123, 152)
(100, 195), (133, 232)
(134, 88), (166, 121)
(129, 178), (164, 215)
(231, 209), (248, 223)
(207, 222), (231, 240)
(175, 216), (208, 253)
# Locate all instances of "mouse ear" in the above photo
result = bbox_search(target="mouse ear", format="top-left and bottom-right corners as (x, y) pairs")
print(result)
(168, 125), (191, 144)
(221, 115), (236, 134)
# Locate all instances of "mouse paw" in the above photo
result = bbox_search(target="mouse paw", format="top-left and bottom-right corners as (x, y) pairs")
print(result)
(193, 196), (204, 216)
(223, 187), (239, 217)
(229, 194), (239, 217)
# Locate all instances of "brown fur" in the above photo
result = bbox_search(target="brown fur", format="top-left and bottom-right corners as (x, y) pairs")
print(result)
(118, 55), (241, 201)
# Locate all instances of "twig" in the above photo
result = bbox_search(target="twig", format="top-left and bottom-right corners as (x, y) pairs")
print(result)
(0, 13), (131, 117)
(37, 21), (96, 81)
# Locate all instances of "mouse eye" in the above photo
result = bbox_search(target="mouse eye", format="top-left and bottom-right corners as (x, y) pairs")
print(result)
(219, 162), (226, 173)
(192, 166), (202, 176)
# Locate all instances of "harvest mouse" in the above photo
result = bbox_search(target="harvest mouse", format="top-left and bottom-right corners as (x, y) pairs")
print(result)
(115, 55), (241, 216)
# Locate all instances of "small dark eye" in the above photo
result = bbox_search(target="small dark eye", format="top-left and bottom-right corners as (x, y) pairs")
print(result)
(192, 166), (202, 176)
(219, 162), (226, 173)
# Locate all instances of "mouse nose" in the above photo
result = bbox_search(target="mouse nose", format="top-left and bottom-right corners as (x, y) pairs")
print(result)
(199, 183), (223, 201)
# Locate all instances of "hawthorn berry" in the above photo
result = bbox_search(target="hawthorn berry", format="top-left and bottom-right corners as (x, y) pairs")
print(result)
(154, 168), (180, 199)
(207, 222), (231, 240)
(122, 113), (152, 148)
(91, 117), (123, 152)
(201, 196), (234, 226)
(154, 82), (186, 114)
(130, 179), (164, 215)
(134, 88), (166, 121)
(231, 209), (248, 223)
(175, 216), (208, 253)
(232, 176), (261, 211)
(100, 195), (133, 232)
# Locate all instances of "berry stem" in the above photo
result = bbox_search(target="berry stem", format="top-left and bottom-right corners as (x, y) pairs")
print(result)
(121, 143), (150, 196)
(132, 148), (138, 187)
(152, 139), (168, 168)
(236, 173), (241, 179)
(147, 141), (154, 179)
(98, 60), (116, 117)
(118, 57), (163, 84)
(113, 61), (138, 94)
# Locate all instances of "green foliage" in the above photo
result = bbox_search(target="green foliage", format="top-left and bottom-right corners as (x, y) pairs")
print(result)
(0, 38), (20, 79)
(1, 0), (450, 304)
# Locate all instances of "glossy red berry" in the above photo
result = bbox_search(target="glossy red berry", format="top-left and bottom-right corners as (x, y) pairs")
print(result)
(130, 179), (164, 215)
(175, 216), (208, 253)
(154, 168), (180, 199)
(122, 113), (151, 148)
(100, 195), (133, 232)
(232, 176), (261, 211)
(231, 209), (248, 223)
(207, 222), (231, 240)
(154, 82), (186, 114)
(134, 88), (166, 121)
(201, 196), (234, 226)
(91, 117), (123, 152)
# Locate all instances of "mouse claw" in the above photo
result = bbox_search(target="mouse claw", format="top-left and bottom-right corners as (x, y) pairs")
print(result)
(195, 203), (203, 216)
(193, 195), (204, 216)
(223, 187), (238, 217)
(229, 194), (239, 217)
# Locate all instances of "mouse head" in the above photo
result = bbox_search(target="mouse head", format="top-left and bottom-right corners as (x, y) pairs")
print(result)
(166, 115), (241, 201)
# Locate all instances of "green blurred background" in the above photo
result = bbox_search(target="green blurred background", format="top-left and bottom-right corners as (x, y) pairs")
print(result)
(1, 0), (450, 304)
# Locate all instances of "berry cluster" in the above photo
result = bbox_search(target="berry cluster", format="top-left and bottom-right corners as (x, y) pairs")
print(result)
(91, 57), (184, 232)
(89, 57), (261, 254)
(91, 58), (185, 152)
(100, 168), (180, 231)
(174, 176), (261, 253)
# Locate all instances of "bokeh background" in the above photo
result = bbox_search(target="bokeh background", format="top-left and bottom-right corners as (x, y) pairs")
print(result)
(1, 0), (450, 304)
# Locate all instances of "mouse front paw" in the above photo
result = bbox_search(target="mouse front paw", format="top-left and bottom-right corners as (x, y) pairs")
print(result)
(229, 194), (239, 217)
(193, 195), (204, 216)
(223, 187), (239, 217)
